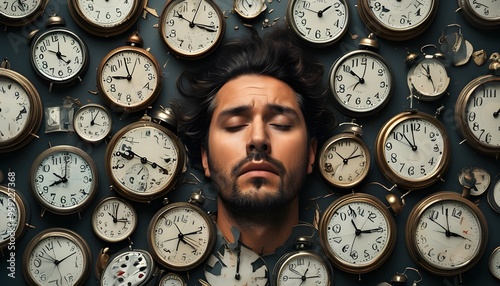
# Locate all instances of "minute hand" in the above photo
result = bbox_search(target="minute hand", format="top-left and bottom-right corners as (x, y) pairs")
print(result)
(193, 22), (217, 32)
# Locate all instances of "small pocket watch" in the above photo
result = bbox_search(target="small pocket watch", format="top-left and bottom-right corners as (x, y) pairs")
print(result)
(374, 110), (451, 190)
(73, 103), (112, 144)
(406, 44), (450, 101)
(147, 193), (217, 271)
(319, 192), (397, 274)
(91, 196), (138, 243)
(159, 272), (186, 286)
(0, 185), (29, 250)
(0, 0), (48, 26)
(0, 58), (43, 153)
(357, 0), (438, 41)
(318, 122), (370, 190)
(454, 65), (500, 158)
(405, 190), (488, 276)
(158, 0), (225, 59)
(97, 32), (163, 114)
(457, 0), (500, 30)
(29, 145), (99, 217)
(68, 0), (147, 37)
(285, 0), (350, 47)
(22, 227), (92, 286)
(329, 33), (393, 116)
(233, 0), (266, 19)
(273, 236), (333, 286)
(29, 15), (90, 91)
(105, 108), (186, 203)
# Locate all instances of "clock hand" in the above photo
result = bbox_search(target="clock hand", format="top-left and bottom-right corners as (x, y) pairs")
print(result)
(90, 110), (100, 126)
(234, 245), (241, 280)
(410, 123), (417, 150)
(493, 108), (500, 118)
(15, 106), (27, 121)
(346, 145), (359, 161)
(359, 227), (384, 234)
(193, 22), (217, 32)
(123, 54), (132, 80)
(17, 0), (26, 11)
(288, 267), (303, 278)
(119, 150), (169, 174)
(400, 130), (417, 151)
(107, 212), (118, 222)
(131, 56), (138, 76)
(423, 64), (436, 91)
(317, 5), (332, 17)
(55, 251), (76, 265)
(349, 70), (365, 90)
(182, 226), (203, 236)
(190, 0), (203, 24)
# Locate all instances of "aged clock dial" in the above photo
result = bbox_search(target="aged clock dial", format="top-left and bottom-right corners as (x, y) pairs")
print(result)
(29, 145), (98, 216)
(92, 196), (138, 243)
(489, 246), (500, 280)
(22, 228), (92, 286)
(73, 103), (112, 144)
(319, 192), (397, 274)
(147, 201), (216, 271)
(407, 53), (450, 101)
(274, 249), (332, 285)
(100, 248), (156, 286)
(158, 0), (225, 59)
(374, 110), (451, 190)
(233, 0), (266, 19)
(405, 191), (488, 276)
(0, 0), (48, 26)
(457, 0), (500, 29)
(0, 185), (28, 250)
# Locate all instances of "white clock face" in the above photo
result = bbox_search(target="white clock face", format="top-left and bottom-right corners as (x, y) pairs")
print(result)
(0, 76), (31, 142)
(0, 190), (20, 246)
(490, 246), (500, 280)
(108, 126), (180, 196)
(323, 201), (392, 267)
(150, 204), (213, 269)
(159, 0), (223, 58)
(31, 29), (87, 82)
(409, 58), (449, 98)
(466, 0), (500, 19)
(275, 251), (330, 286)
(31, 148), (96, 213)
(99, 49), (160, 110)
(289, 0), (349, 45)
(331, 51), (392, 114)
(25, 232), (89, 285)
(234, 0), (265, 18)
(382, 117), (447, 182)
(319, 137), (369, 188)
(413, 200), (483, 270)
(92, 197), (137, 242)
(0, 0), (43, 18)
(367, 0), (434, 30)
(100, 250), (154, 286)
(205, 243), (269, 286)
(73, 104), (111, 142)
(464, 80), (500, 148)
(75, 0), (137, 27)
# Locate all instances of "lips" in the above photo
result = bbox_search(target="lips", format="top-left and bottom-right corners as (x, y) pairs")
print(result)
(238, 161), (280, 176)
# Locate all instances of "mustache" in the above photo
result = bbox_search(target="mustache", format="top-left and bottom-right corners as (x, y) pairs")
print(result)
(231, 151), (286, 177)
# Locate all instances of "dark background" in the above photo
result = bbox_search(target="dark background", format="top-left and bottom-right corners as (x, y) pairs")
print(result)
(0, 0), (499, 285)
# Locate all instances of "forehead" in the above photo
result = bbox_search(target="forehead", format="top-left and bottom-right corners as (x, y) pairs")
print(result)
(212, 75), (302, 114)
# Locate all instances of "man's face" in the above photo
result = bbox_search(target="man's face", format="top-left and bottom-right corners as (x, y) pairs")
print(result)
(201, 75), (316, 215)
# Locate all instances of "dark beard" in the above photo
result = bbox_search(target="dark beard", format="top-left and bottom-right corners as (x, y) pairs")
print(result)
(209, 150), (305, 226)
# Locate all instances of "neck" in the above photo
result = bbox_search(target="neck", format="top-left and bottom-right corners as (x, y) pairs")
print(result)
(216, 197), (299, 255)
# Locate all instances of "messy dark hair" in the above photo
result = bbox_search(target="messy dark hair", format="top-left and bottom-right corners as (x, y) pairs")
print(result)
(172, 26), (337, 169)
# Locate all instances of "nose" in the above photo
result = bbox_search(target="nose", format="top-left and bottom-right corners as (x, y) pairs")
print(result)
(246, 122), (271, 154)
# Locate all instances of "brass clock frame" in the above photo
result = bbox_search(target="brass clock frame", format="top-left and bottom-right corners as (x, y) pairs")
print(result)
(0, 63), (43, 153)
(68, 0), (147, 37)
(22, 227), (92, 286)
(457, 0), (500, 29)
(374, 110), (451, 190)
(319, 192), (397, 274)
(454, 74), (500, 158)
(405, 191), (488, 276)
(147, 201), (217, 271)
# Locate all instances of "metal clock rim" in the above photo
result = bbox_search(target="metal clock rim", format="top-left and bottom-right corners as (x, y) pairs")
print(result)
(454, 74), (500, 157)
(29, 145), (99, 215)
(158, 0), (226, 60)
(407, 57), (450, 101)
(22, 227), (93, 286)
(356, 0), (438, 41)
(0, 185), (28, 250)
(30, 28), (90, 86)
(272, 249), (333, 286)
(91, 196), (138, 243)
(68, 0), (147, 37)
(328, 49), (394, 116)
(104, 120), (186, 203)
(0, 67), (43, 152)
(374, 110), (451, 190)
(96, 45), (163, 114)
(318, 192), (397, 274)
(404, 191), (489, 276)
(487, 173), (500, 214)
(318, 133), (371, 189)
(0, 0), (49, 26)
(457, 0), (500, 29)
(489, 245), (500, 280)
(147, 201), (217, 271)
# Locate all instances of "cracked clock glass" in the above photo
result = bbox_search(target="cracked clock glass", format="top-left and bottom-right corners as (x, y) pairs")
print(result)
(105, 120), (185, 202)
